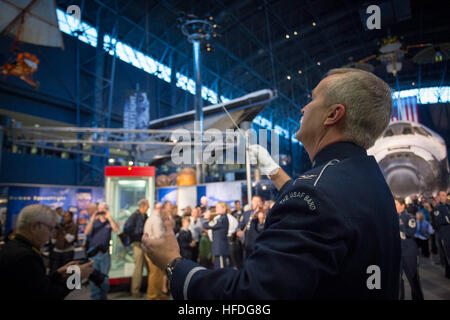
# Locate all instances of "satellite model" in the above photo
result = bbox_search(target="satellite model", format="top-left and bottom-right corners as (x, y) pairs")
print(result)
(0, 0), (64, 88)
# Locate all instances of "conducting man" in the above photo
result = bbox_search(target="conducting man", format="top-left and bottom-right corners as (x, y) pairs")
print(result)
(142, 68), (401, 299)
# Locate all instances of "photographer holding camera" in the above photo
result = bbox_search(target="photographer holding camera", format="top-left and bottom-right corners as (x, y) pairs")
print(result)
(0, 204), (94, 300)
(84, 202), (119, 300)
(49, 211), (78, 274)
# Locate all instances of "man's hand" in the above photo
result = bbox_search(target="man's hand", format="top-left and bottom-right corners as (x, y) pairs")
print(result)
(141, 218), (181, 270)
(104, 209), (120, 232)
(248, 144), (280, 176)
(56, 260), (94, 280)
(249, 144), (291, 190)
(236, 230), (243, 238)
(79, 261), (95, 280)
(56, 261), (78, 276)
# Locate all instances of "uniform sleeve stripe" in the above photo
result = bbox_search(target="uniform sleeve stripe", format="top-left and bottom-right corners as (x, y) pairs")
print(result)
(183, 266), (206, 300)
(313, 159), (340, 187)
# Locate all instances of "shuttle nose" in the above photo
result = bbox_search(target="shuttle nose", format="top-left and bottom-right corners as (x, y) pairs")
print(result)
(386, 167), (420, 198)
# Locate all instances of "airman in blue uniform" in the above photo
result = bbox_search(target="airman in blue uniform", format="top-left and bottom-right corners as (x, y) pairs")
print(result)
(203, 202), (230, 269)
(142, 68), (401, 299)
(396, 198), (424, 300)
(236, 195), (263, 260)
(433, 191), (450, 278)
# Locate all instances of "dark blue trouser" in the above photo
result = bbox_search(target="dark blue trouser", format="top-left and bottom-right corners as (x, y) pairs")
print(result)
(213, 255), (229, 269)
(400, 255), (424, 300)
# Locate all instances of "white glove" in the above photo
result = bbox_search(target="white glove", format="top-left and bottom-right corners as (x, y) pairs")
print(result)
(248, 144), (280, 176)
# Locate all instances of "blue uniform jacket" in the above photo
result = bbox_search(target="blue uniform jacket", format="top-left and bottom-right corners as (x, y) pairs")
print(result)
(238, 210), (255, 247)
(177, 229), (194, 260)
(203, 214), (229, 256)
(433, 202), (450, 230)
(170, 142), (401, 299)
(433, 202), (450, 248)
(398, 210), (418, 256)
(238, 210), (252, 231)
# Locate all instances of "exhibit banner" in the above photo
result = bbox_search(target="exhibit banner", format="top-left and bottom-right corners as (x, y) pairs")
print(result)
(197, 185), (206, 206)
(155, 183), (242, 211)
(177, 185), (197, 216)
(206, 181), (242, 207)
(5, 185), (104, 236)
(123, 90), (150, 141)
(157, 187), (177, 204)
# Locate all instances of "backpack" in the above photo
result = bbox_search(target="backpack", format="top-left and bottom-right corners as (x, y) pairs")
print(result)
(198, 233), (212, 259)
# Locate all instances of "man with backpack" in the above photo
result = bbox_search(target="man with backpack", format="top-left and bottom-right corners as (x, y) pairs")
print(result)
(123, 199), (149, 298)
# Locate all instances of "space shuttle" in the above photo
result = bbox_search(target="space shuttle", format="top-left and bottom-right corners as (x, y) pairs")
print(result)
(367, 121), (449, 198)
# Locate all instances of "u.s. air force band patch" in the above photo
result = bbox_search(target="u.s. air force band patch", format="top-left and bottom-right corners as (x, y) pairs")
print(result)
(208, 217), (219, 227)
(408, 218), (416, 228)
(298, 174), (317, 180)
(279, 191), (317, 211)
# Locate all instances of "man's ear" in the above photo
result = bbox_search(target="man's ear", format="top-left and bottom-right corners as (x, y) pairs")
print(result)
(324, 104), (345, 126)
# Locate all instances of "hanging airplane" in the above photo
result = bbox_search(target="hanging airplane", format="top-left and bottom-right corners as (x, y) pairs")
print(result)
(137, 89), (277, 165)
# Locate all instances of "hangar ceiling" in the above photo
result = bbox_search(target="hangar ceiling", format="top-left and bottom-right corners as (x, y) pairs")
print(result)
(54, 0), (450, 133)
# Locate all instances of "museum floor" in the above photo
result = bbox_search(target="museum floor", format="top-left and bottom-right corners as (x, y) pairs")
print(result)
(64, 255), (450, 300)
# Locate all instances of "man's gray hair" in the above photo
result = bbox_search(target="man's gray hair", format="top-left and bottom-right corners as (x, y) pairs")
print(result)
(325, 68), (392, 149)
(138, 199), (149, 207)
(15, 204), (58, 230)
(98, 202), (109, 210)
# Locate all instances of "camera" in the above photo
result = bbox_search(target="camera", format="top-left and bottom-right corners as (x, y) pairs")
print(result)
(77, 245), (107, 287)
(96, 211), (106, 215)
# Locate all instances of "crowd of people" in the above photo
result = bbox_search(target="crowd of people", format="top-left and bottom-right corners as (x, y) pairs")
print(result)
(396, 190), (450, 300)
(0, 195), (275, 300)
(1, 188), (449, 300)
(122, 195), (275, 300)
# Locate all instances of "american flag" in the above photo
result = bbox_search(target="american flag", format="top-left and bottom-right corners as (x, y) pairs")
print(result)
(391, 96), (419, 123)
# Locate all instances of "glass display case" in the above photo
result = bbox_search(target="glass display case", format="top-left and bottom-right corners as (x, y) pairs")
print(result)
(104, 166), (155, 280)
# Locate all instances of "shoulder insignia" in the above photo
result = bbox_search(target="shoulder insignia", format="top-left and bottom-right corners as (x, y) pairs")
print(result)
(434, 210), (440, 216)
(313, 159), (340, 187)
(293, 174), (318, 186)
(400, 231), (406, 240)
(208, 217), (218, 227)
(408, 218), (416, 228)
(278, 191), (317, 211)
(298, 174), (317, 180)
